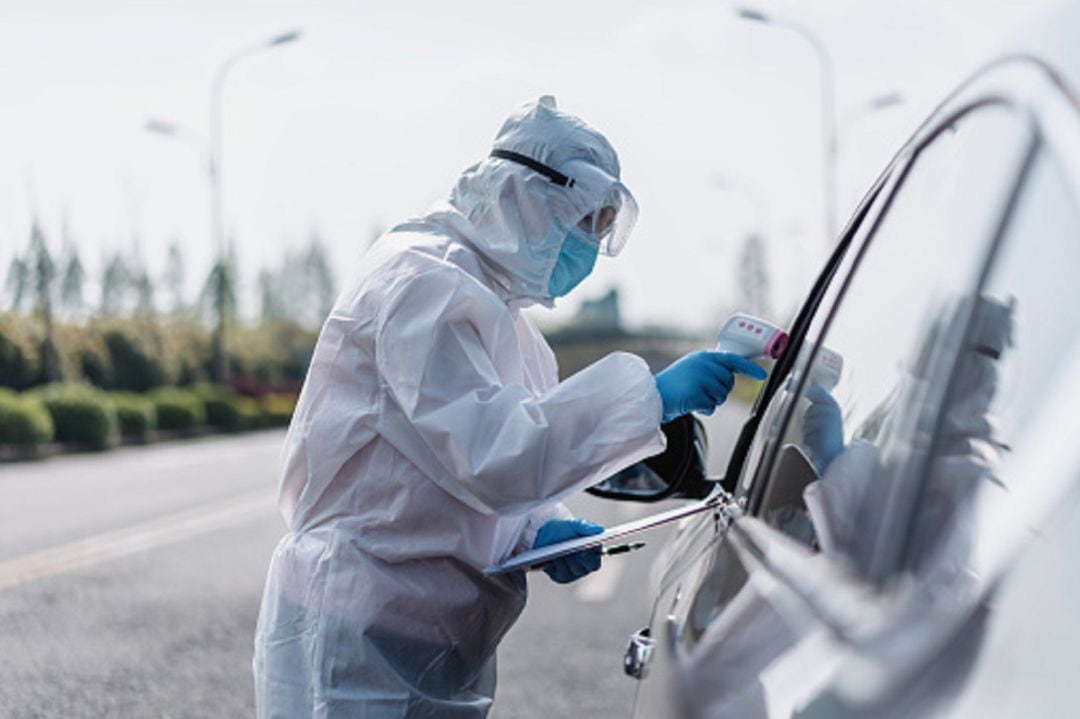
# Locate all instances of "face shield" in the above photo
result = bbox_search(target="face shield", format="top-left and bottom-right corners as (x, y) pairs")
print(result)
(561, 159), (638, 256)
(573, 184), (638, 256)
(490, 150), (639, 257)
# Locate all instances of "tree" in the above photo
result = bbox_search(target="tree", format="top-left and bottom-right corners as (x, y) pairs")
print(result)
(163, 239), (187, 314)
(58, 214), (86, 319)
(27, 219), (60, 383)
(59, 252), (86, 321)
(29, 220), (56, 316)
(200, 253), (238, 326)
(130, 252), (156, 318)
(200, 245), (238, 383)
(300, 228), (336, 329)
(257, 229), (338, 330)
(736, 233), (773, 320)
(4, 254), (30, 312)
(100, 252), (132, 316)
(257, 267), (284, 324)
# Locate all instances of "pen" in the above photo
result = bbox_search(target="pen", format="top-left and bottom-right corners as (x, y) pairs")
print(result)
(603, 541), (646, 556)
(529, 541), (646, 572)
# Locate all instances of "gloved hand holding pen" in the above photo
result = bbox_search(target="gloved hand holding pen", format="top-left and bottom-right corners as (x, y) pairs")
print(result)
(654, 351), (768, 423)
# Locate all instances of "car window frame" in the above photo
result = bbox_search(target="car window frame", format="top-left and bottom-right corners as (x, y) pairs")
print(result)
(717, 175), (888, 500)
(651, 56), (1080, 718)
(735, 57), (1078, 584)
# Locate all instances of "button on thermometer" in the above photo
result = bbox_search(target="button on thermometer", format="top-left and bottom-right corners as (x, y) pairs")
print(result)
(716, 312), (788, 360)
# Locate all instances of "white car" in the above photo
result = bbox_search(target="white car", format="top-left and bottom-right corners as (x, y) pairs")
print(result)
(592, 9), (1080, 718)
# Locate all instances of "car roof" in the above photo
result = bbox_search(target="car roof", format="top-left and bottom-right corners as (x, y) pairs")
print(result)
(1005, 1), (1080, 99)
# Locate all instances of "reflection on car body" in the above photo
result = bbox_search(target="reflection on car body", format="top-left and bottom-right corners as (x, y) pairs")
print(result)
(594, 14), (1080, 718)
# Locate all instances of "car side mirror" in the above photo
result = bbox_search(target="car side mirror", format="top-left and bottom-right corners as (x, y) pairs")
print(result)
(586, 414), (713, 502)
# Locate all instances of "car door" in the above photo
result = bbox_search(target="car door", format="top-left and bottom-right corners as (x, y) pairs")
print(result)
(629, 58), (1065, 719)
(622, 144), (881, 719)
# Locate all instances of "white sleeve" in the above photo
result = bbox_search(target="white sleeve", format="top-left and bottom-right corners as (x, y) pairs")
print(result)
(374, 266), (666, 516)
(515, 502), (576, 554)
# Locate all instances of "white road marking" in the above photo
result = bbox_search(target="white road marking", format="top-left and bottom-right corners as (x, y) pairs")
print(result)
(0, 490), (276, 591)
(574, 557), (627, 603)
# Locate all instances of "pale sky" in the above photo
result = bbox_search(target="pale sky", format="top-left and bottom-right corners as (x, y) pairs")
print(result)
(0, 0), (1064, 332)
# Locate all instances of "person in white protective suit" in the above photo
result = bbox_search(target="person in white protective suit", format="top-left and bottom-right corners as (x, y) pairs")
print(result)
(253, 95), (765, 718)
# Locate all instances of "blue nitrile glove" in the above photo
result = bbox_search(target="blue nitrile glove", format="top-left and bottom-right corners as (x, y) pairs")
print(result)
(654, 351), (768, 423)
(803, 383), (844, 473)
(532, 518), (605, 584)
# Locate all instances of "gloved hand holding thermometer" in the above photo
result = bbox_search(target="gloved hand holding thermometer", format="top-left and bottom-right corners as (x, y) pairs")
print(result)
(654, 313), (782, 423)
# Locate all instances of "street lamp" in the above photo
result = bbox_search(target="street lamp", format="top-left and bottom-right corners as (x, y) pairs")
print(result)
(736, 6), (838, 248)
(148, 29), (301, 386)
(208, 29), (301, 385)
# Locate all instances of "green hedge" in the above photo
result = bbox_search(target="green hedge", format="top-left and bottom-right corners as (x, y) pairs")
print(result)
(102, 326), (168, 391)
(193, 385), (244, 432)
(149, 388), (206, 432)
(0, 314), (314, 395)
(0, 315), (42, 390)
(32, 384), (119, 450)
(261, 393), (296, 427)
(110, 392), (157, 440)
(56, 324), (113, 388)
(193, 385), (272, 432)
(0, 390), (55, 446)
(236, 396), (266, 430)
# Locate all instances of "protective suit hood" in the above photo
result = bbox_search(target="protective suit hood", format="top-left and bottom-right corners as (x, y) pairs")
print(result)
(445, 95), (635, 306)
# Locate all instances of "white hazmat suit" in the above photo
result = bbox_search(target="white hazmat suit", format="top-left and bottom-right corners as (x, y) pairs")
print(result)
(253, 96), (667, 718)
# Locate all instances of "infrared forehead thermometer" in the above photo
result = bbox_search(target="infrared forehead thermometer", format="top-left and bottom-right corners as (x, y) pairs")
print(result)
(716, 313), (789, 360)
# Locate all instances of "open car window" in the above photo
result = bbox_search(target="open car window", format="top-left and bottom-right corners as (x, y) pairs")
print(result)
(746, 104), (1035, 581)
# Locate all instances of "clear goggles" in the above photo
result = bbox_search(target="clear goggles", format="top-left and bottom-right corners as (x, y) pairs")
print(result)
(490, 149), (639, 256)
(571, 183), (638, 256)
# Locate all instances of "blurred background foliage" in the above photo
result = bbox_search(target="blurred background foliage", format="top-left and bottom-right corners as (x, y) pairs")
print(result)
(0, 218), (326, 456)
(1, 217), (765, 457)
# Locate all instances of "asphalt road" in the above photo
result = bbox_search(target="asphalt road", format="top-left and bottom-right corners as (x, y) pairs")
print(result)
(0, 404), (748, 718)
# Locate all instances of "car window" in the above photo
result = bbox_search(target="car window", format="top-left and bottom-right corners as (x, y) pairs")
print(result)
(747, 105), (1034, 578)
(904, 146), (1080, 578)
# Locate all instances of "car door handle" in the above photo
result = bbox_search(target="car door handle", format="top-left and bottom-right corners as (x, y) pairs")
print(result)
(623, 626), (655, 679)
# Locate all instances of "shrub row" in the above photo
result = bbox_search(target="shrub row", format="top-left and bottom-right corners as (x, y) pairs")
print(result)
(0, 383), (296, 454)
(0, 389), (54, 447)
(0, 314), (316, 394)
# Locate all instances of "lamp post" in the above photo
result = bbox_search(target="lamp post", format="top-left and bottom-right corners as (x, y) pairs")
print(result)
(736, 7), (838, 248)
(148, 29), (301, 386)
(207, 29), (301, 385)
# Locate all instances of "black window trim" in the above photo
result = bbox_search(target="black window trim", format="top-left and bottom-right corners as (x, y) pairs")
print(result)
(736, 59), (1068, 586)
(749, 97), (1038, 582)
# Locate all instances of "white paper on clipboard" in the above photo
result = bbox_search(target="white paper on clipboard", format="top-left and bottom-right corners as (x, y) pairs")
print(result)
(483, 497), (721, 575)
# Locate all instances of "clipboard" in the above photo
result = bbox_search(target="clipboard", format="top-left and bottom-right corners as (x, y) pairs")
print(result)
(483, 496), (721, 575)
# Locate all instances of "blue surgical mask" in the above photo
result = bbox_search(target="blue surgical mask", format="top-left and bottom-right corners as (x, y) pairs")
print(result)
(548, 231), (599, 297)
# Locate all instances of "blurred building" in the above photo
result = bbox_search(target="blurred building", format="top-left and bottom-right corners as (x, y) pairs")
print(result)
(572, 288), (622, 332)
(545, 287), (699, 378)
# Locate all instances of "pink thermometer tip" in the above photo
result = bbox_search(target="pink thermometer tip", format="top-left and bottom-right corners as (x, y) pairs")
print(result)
(764, 331), (789, 360)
